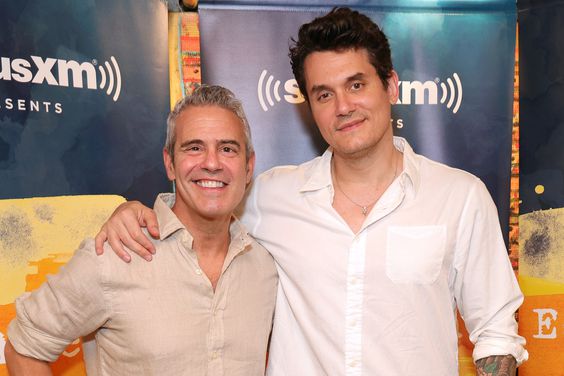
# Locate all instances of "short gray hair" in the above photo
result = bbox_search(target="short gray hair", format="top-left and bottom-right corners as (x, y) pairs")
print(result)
(165, 85), (254, 163)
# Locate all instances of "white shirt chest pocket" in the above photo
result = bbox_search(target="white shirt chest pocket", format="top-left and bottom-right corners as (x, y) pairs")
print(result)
(386, 225), (446, 284)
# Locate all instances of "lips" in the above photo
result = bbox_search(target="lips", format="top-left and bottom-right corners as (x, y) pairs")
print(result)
(195, 179), (226, 188)
(337, 118), (365, 131)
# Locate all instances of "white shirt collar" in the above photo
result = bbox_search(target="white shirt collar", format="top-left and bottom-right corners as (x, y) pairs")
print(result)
(299, 136), (421, 196)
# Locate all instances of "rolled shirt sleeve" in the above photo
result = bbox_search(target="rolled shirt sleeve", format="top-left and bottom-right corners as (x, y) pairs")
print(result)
(8, 239), (109, 362)
(453, 180), (528, 365)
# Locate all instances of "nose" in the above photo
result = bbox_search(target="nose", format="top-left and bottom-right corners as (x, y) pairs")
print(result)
(201, 149), (221, 172)
(335, 92), (354, 117)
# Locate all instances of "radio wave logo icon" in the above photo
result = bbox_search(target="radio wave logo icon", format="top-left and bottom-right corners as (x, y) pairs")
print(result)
(258, 70), (282, 111)
(257, 69), (304, 112)
(397, 73), (463, 114)
(438, 73), (462, 114)
(95, 56), (122, 102)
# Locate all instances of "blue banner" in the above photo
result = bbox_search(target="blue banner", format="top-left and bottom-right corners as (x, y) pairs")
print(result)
(519, 0), (564, 214)
(199, 0), (516, 241)
(0, 0), (170, 205)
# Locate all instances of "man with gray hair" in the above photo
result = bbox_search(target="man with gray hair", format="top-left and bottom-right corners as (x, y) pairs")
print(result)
(5, 85), (278, 375)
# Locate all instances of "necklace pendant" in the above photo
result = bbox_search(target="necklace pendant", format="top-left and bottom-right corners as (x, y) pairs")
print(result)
(362, 206), (368, 216)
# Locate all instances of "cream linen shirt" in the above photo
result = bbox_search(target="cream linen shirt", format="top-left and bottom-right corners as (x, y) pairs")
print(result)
(8, 193), (278, 376)
(242, 137), (528, 376)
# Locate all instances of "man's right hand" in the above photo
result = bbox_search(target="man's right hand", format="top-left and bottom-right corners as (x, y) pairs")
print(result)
(94, 201), (160, 262)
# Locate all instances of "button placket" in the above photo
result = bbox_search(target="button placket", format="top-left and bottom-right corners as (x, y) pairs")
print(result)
(345, 232), (367, 375)
(207, 270), (227, 373)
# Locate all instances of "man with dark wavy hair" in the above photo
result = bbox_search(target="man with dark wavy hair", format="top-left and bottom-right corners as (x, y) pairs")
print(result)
(94, 8), (527, 375)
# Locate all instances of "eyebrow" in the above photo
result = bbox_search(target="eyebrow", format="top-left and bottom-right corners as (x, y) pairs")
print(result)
(218, 140), (242, 149)
(178, 139), (242, 149)
(309, 72), (366, 95)
(178, 139), (204, 149)
(346, 72), (366, 83)
(310, 83), (331, 96)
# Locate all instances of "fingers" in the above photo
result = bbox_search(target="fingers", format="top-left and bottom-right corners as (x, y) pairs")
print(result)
(127, 227), (156, 259)
(94, 229), (108, 255)
(94, 200), (157, 262)
(107, 234), (133, 263)
(142, 209), (160, 240)
(109, 208), (154, 261)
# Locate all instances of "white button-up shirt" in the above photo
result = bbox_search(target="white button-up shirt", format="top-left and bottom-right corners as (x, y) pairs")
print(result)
(242, 137), (527, 375)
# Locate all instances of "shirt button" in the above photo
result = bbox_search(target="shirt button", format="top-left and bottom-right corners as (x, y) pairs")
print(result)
(212, 351), (218, 359)
(348, 360), (358, 367)
(195, 268), (202, 275)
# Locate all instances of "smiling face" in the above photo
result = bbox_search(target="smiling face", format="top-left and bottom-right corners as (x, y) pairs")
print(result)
(304, 48), (399, 159)
(163, 105), (255, 224)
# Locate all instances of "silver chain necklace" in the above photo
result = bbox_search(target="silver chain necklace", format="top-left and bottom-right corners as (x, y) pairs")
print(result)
(333, 154), (399, 216)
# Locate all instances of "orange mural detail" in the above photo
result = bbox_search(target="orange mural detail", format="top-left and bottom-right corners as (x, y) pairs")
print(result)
(519, 294), (564, 376)
(457, 312), (476, 376)
(0, 195), (124, 375)
(0, 255), (86, 375)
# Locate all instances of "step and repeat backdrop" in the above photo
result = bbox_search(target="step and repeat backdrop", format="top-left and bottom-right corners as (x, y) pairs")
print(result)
(0, 1), (169, 374)
(0, 0), (562, 374)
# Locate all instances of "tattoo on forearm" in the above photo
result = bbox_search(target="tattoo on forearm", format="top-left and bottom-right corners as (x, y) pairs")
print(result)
(475, 355), (517, 376)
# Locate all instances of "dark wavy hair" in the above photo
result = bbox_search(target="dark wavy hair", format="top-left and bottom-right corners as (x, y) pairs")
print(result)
(289, 7), (394, 101)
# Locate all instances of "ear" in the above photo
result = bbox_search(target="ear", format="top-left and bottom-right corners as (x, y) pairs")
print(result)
(386, 70), (399, 105)
(246, 152), (256, 185)
(163, 148), (176, 181)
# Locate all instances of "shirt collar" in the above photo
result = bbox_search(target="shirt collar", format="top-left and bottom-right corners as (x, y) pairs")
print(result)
(299, 136), (421, 196)
(392, 137), (421, 195)
(154, 193), (186, 240)
(299, 148), (334, 193)
(227, 216), (253, 253)
(154, 193), (252, 252)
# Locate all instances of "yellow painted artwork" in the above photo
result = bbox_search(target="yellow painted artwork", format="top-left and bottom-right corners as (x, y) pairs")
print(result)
(518, 207), (564, 376)
(0, 195), (125, 375)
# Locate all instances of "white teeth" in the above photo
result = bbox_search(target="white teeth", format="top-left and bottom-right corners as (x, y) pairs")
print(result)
(196, 180), (225, 188)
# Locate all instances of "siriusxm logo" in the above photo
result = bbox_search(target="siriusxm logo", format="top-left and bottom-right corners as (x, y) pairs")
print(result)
(257, 69), (463, 114)
(0, 55), (122, 101)
(397, 73), (463, 114)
